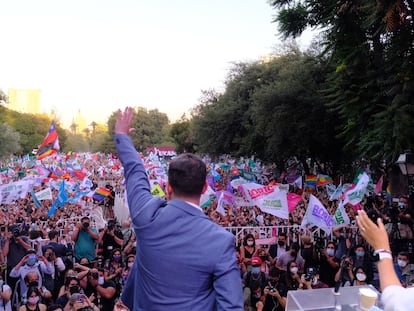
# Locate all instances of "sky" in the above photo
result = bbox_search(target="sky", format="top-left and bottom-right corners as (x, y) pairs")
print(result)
(0, 0), (315, 128)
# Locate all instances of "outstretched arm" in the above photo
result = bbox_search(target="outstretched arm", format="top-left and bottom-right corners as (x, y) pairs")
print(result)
(356, 210), (400, 291)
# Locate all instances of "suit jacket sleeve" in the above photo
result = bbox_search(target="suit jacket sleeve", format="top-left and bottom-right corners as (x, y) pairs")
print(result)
(213, 235), (244, 310)
(115, 134), (163, 226)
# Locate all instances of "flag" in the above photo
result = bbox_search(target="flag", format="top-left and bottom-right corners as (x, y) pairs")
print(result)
(151, 184), (166, 197)
(239, 183), (289, 219)
(386, 184), (391, 203)
(200, 185), (215, 208)
(333, 200), (350, 226)
(30, 189), (42, 208)
(289, 176), (302, 189)
(374, 175), (383, 195)
(93, 187), (111, 202)
(317, 174), (333, 187)
(68, 189), (90, 204)
(305, 175), (317, 192)
(35, 187), (53, 201)
(48, 180), (68, 217)
(37, 121), (60, 160)
(287, 192), (302, 212)
(343, 172), (370, 205)
(329, 183), (343, 201)
(301, 194), (334, 232)
(216, 191), (235, 216)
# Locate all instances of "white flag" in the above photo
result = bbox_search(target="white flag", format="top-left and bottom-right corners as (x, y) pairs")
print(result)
(301, 194), (334, 233)
(35, 187), (53, 201)
(333, 200), (350, 226)
(343, 172), (370, 205)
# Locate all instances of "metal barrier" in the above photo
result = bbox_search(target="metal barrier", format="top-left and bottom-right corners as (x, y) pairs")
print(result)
(225, 225), (360, 248)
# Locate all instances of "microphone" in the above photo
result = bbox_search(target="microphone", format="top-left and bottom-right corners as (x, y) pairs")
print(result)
(334, 280), (341, 295)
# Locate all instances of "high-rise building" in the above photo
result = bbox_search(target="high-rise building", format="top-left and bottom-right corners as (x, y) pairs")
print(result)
(7, 89), (41, 114)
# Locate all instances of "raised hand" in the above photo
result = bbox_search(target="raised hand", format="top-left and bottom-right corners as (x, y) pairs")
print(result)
(115, 107), (135, 135)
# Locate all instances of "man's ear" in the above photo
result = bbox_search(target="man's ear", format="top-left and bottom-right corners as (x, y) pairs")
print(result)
(201, 182), (208, 194)
(166, 182), (173, 199)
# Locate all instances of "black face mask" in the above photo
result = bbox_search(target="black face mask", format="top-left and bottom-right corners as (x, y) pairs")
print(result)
(291, 251), (296, 257)
(76, 308), (93, 311)
(278, 241), (285, 247)
(28, 281), (38, 287)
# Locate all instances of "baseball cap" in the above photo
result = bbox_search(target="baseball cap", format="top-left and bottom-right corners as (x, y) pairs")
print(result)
(251, 257), (262, 265)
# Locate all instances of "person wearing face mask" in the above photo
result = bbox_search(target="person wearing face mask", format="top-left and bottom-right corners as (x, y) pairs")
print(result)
(121, 255), (135, 286)
(84, 268), (116, 311)
(71, 217), (99, 263)
(393, 251), (414, 287)
(99, 220), (124, 261)
(353, 266), (369, 286)
(276, 242), (304, 273)
(19, 286), (47, 311)
(42, 246), (66, 301)
(318, 241), (340, 287)
(243, 257), (267, 310)
(0, 272), (12, 311)
(301, 267), (329, 289)
(240, 234), (257, 272)
(55, 276), (82, 309)
(10, 249), (54, 302)
(103, 249), (124, 295)
(284, 261), (304, 291)
(269, 232), (289, 263)
(262, 267), (287, 311)
(351, 244), (374, 284)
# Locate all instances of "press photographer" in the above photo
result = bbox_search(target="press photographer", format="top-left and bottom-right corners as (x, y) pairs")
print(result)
(334, 255), (355, 287)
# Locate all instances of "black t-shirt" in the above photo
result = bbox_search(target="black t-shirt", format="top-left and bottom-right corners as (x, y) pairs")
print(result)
(102, 230), (124, 259)
(263, 281), (287, 311)
(319, 255), (340, 287)
(85, 280), (117, 311)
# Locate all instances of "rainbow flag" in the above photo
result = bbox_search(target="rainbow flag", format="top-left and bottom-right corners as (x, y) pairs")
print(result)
(386, 183), (391, 203)
(93, 187), (111, 202)
(305, 175), (318, 192)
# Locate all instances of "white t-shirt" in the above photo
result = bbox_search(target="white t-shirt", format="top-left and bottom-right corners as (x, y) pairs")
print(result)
(381, 285), (414, 311)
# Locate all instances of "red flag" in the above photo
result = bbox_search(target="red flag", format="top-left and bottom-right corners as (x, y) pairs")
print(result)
(37, 121), (60, 160)
(287, 192), (302, 212)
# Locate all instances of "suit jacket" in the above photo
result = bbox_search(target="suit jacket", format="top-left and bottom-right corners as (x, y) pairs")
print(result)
(115, 134), (243, 311)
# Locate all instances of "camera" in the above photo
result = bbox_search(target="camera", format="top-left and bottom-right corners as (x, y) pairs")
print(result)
(90, 272), (99, 280)
(82, 222), (90, 229)
(314, 236), (325, 250)
(268, 286), (277, 293)
(48, 251), (55, 260)
(304, 267), (316, 282)
(12, 227), (20, 238)
(0, 226), (5, 232)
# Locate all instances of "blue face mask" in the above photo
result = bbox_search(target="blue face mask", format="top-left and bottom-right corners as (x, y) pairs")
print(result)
(251, 267), (260, 274)
(356, 251), (365, 257)
(27, 259), (36, 266)
(327, 248), (335, 257)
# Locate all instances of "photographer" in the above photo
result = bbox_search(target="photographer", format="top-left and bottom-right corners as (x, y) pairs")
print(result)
(318, 241), (340, 287)
(99, 220), (123, 261)
(396, 196), (413, 239)
(84, 268), (116, 311)
(71, 217), (99, 262)
(301, 267), (328, 289)
(42, 246), (66, 301)
(262, 267), (287, 311)
(334, 255), (355, 287)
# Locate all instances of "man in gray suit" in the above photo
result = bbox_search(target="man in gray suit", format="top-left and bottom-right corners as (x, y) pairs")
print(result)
(115, 107), (243, 311)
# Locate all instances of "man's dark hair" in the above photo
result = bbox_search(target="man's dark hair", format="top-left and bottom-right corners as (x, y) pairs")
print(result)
(168, 153), (206, 197)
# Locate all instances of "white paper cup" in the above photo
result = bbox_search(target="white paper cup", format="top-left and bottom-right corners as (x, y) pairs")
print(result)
(359, 288), (378, 310)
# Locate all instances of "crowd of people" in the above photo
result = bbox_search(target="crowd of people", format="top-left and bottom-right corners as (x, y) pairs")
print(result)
(0, 142), (413, 309)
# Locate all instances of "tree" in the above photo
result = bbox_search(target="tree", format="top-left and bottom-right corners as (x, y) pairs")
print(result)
(0, 122), (21, 157)
(270, 0), (414, 163)
(170, 115), (194, 153)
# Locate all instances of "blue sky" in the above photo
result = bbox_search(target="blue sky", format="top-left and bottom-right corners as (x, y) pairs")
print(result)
(0, 0), (314, 127)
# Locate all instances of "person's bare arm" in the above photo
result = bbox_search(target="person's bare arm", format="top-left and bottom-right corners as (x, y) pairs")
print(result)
(356, 210), (401, 291)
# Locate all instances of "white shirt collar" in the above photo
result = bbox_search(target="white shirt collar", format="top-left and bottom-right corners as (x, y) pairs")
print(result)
(184, 200), (203, 212)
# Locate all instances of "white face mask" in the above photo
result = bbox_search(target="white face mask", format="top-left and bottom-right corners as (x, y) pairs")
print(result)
(98, 276), (104, 285)
(398, 259), (408, 268)
(247, 241), (254, 246)
(356, 273), (366, 281)
(127, 262), (133, 269)
(290, 267), (298, 274)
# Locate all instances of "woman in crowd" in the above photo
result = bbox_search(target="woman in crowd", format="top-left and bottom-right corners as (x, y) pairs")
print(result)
(55, 277), (82, 309)
(284, 260), (304, 291)
(104, 248), (124, 294)
(19, 287), (47, 311)
(240, 234), (257, 272)
(353, 266), (369, 286)
(121, 254), (135, 286)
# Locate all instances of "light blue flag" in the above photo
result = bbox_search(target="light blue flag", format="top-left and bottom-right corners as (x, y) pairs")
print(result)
(48, 181), (68, 217)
